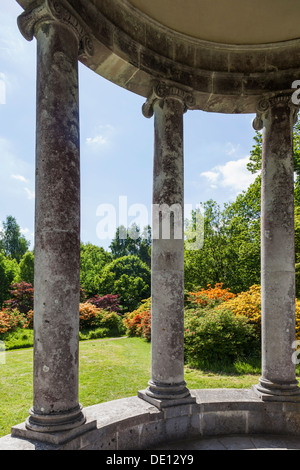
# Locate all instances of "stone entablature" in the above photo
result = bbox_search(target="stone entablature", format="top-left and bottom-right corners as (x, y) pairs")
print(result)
(16, 0), (300, 113)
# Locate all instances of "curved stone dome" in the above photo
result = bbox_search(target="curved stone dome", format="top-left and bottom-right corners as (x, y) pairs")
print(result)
(17, 0), (300, 113)
(127, 0), (300, 45)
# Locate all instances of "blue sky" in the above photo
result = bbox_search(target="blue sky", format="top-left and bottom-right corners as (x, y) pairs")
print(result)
(0, 0), (257, 251)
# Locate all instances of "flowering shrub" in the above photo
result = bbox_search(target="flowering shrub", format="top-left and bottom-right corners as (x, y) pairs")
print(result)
(25, 310), (34, 329)
(0, 308), (27, 334)
(215, 284), (300, 341)
(217, 285), (261, 335)
(79, 302), (101, 330)
(21, 305), (125, 337)
(79, 302), (125, 335)
(188, 283), (236, 308)
(123, 298), (151, 341)
(137, 309), (151, 341)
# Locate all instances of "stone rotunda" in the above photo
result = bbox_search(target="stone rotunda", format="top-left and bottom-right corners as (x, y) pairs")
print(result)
(1, 0), (300, 450)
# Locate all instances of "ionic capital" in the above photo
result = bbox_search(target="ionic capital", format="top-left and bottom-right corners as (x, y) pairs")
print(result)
(253, 92), (299, 131)
(17, 0), (94, 58)
(142, 81), (195, 118)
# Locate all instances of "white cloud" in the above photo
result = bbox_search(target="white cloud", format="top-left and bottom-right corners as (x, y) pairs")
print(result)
(201, 156), (256, 193)
(24, 187), (35, 200)
(86, 135), (108, 146)
(85, 125), (115, 150)
(11, 174), (28, 182)
(20, 226), (34, 239)
(200, 170), (219, 184)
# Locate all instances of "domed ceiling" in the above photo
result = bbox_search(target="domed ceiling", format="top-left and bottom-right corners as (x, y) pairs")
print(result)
(127, 0), (300, 45)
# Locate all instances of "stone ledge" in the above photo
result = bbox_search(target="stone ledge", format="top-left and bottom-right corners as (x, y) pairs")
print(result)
(2, 389), (300, 450)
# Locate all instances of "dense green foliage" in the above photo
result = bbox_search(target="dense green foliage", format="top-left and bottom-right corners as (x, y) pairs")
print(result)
(80, 243), (112, 298)
(184, 308), (259, 366)
(97, 255), (151, 312)
(0, 253), (19, 307)
(17, 251), (34, 285)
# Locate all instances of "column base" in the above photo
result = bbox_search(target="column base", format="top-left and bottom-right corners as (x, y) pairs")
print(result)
(138, 380), (196, 409)
(25, 404), (86, 434)
(252, 377), (300, 402)
(11, 405), (97, 445)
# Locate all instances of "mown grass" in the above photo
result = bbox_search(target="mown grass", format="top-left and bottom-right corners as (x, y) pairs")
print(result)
(0, 336), (266, 438)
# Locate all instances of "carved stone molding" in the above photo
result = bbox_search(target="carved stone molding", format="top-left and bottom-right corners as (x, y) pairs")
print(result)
(253, 92), (299, 131)
(142, 81), (196, 118)
(17, 0), (94, 58)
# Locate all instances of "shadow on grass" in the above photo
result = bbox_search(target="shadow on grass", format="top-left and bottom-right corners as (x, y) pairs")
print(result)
(187, 356), (300, 378)
(185, 355), (262, 376)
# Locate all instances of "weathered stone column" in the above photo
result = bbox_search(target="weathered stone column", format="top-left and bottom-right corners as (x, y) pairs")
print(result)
(15, 0), (94, 436)
(139, 82), (195, 406)
(252, 93), (300, 401)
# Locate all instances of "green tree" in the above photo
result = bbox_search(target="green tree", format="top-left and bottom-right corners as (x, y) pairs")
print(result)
(221, 176), (261, 291)
(18, 251), (35, 285)
(110, 224), (151, 267)
(184, 176), (261, 294)
(0, 251), (19, 306)
(0, 216), (30, 263)
(80, 243), (112, 298)
(97, 255), (151, 312)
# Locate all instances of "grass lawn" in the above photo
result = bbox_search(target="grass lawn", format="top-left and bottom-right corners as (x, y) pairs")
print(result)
(0, 336), (263, 438)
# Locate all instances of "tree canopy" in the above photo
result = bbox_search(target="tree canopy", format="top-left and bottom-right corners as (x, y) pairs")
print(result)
(0, 216), (30, 263)
(97, 255), (151, 312)
(109, 224), (151, 267)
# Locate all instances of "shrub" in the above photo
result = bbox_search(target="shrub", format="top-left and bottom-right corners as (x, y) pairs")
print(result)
(137, 309), (151, 341)
(188, 283), (236, 308)
(98, 310), (125, 335)
(79, 302), (101, 330)
(79, 302), (125, 336)
(25, 310), (34, 329)
(123, 298), (151, 341)
(87, 294), (121, 313)
(0, 308), (27, 335)
(184, 307), (260, 365)
(4, 281), (34, 315)
(218, 284), (261, 335)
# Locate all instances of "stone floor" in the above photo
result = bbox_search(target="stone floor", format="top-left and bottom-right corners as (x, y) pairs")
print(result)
(153, 434), (300, 450)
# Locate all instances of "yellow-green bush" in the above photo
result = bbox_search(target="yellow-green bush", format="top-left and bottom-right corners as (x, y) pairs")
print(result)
(216, 285), (261, 335)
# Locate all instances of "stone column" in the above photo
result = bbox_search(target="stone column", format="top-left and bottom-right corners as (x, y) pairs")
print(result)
(139, 83), (195, 406)
(16, 0), (94, 435)
(253, 93), (300, 401)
